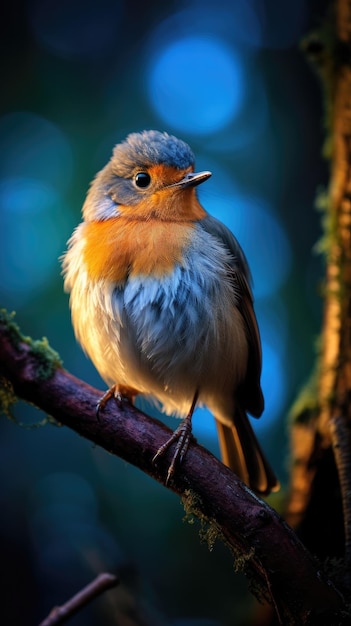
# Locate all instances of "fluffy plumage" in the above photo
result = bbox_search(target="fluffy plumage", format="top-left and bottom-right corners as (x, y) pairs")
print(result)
(62, 130), (278, 494)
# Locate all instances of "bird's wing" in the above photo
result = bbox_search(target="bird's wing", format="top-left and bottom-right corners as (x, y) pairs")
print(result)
(199, 214), (264, 417)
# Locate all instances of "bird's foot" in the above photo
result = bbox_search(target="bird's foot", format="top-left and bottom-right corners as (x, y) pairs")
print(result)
(96, 384), (137, 419)
(153, 391), (199, 484)
(152, 414), (194, 485)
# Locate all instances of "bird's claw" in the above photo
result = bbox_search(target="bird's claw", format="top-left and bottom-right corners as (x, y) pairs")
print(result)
(152, 416), (193, 485)
(96, 385), (128, 420)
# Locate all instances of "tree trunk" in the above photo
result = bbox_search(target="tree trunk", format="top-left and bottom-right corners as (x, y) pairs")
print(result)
(286, 0), (351, 597)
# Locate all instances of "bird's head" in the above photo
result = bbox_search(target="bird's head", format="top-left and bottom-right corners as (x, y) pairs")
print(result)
(82, 130), (212, 222)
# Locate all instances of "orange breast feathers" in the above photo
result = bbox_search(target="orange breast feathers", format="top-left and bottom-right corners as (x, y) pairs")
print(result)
(82, 217), (198, 283)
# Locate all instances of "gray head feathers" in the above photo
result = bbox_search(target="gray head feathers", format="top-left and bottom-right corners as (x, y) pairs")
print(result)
(111, 130), (195, 177)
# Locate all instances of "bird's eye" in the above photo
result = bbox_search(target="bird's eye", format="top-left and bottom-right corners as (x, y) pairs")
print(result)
(134, 172), (151, 188)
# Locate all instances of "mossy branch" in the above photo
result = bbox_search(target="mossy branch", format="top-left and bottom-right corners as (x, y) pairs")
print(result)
(0, 309), (346, 625)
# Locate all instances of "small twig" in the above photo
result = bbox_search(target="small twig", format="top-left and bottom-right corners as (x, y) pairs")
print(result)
(38, 572), (119, 626)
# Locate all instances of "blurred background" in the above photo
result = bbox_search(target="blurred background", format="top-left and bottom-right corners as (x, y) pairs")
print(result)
(0, 0), (329, 624)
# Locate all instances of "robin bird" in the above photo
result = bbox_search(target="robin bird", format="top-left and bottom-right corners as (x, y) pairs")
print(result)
(62, 130), (279, 494)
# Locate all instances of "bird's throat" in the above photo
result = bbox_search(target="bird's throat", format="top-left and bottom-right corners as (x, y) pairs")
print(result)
(82, 217), (197, 283)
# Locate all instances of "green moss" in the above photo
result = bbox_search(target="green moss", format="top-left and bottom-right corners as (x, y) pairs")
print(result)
(182, 489), (223, 552)
(0, 376), (17, 419)
(0, 309), (62, 426)
(0, 375), (59, 428)
(27, 337), (62, 380)
(233, 546), (255, 574)
(0, 308), (62, 380)
(181, 489), (261, 581)
(0, 309), (22, 347)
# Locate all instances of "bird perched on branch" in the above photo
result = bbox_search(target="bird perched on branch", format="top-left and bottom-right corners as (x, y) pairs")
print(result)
(63, 130), (278, 494)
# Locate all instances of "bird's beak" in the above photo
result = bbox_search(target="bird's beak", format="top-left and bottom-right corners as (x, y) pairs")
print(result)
(169, 170), (212, 189)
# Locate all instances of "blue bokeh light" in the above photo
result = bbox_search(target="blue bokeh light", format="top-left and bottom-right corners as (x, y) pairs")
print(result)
(255, 296), (289, 431)
(147, 35), (245, 135)
(0, 177), (71, 304)
(198, 72), (269, 153)
(257, 339), (286, 432)
(0, 112), (73, 191)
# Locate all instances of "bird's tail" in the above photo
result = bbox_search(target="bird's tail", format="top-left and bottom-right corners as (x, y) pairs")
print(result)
(215, 411), (279, 495)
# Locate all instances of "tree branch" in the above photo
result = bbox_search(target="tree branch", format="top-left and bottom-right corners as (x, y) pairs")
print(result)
(38, 572), (119, 626)
(0, 311), (346, 624)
